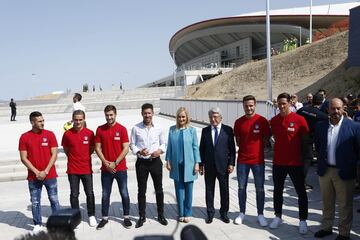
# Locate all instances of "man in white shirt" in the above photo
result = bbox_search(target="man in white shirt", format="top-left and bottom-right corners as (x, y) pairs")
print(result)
(73, 93), (85, 112)
(130, 103), (168, 228)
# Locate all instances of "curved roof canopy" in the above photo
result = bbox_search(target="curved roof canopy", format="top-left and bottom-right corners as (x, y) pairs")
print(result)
(169, 2), (359, 66)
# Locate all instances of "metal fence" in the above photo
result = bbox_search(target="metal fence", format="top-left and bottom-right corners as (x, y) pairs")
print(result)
(160, 98), (275, 126)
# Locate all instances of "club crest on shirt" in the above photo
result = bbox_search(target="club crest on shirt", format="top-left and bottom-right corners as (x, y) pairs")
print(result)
(255, 124), (260, 129)
(83, 136), (89, 144)
(289, 122), (295, 127)
(288, 122), (295, 132)
(41, 137), (48, 146)
(253, 123), (260, 133)
(114, 132), (120, 140)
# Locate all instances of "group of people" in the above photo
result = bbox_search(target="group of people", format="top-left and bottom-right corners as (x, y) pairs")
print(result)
(18, 91), (360, 240)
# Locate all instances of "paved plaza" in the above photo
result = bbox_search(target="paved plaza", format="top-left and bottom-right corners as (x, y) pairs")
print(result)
(0, 110), (359, 240)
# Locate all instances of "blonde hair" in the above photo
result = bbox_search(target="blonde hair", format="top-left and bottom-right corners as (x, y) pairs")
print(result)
(176, 107), (190, 129)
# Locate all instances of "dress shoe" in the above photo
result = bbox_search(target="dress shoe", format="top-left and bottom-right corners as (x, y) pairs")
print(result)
(335, 235), (350, 240)
(220, 214), (230, 223)
(135, 216), (146, 228)
(158, 215), (168, 226)
(314, 229), (333, 238)
(206, 216), (213, 224)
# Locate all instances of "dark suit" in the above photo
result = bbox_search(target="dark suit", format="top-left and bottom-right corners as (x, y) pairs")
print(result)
(314, 117), (360, 236)
(199, 124), (236, 218)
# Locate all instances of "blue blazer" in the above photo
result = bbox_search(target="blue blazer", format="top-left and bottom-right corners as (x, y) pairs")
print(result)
(199, 124), (236, 174)
(314, 118), (360, 180)
(165, 126), (201, 182)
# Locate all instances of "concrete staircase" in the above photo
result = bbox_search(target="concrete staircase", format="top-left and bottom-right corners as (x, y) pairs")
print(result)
(0, 151), (139, 182)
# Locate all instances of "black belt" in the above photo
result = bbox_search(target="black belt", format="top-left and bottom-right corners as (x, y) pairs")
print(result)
(326, 164), (337, 168)
(137, 157), (160, 162)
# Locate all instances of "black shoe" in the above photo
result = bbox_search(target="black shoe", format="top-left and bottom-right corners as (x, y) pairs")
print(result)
(335, 235), (350, 240)
(135, 216), (146, 228)
(314, 229), (333, 238)
(220, 214), (230, 224)
(124, 218), (132, 229)
(96, 218), (109, 230)
(206, 216), (213, 224)
(158, 215), (168, 226)
(305, 183), (314, 190)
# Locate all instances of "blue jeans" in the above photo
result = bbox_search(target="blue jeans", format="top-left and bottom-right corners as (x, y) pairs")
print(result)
(174, 164), (193, 217)
(237, 163), (265, 215)
(101, 171), (130, 217)
(28, 178), (60, 225)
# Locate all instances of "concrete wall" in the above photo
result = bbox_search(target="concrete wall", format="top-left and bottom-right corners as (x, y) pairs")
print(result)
(160, 98), (274, 127)
(349, 5), (360, 67)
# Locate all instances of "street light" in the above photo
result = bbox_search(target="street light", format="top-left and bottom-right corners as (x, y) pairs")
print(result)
(266, 0), (272, 102)
(310, 0), (313, 43)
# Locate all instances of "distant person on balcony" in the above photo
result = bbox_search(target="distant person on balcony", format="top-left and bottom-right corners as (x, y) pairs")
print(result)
(9, 98), (17, 121)
(302, 93), (313, 107)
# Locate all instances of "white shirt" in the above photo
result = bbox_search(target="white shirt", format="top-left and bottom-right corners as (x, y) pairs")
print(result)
(73, 102), (85, 112)
(211, 123), (222, 146)
(327, 116), (344, 166)
(130, 122), (166, 159)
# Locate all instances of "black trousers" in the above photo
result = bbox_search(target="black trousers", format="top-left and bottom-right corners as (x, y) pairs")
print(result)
(204, 166), (229, 217)
(68, 174), (95, 216)
(135, 157), (164, 217)
(11, 110), (16, 121)
(272, 165), (308, 220)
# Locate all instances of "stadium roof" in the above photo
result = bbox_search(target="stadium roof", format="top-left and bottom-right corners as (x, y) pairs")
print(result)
(169, 2), (360, 66)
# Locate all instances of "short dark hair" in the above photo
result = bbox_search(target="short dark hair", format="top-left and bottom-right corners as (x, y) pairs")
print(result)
(318, 89), (326, 95)
(104, 105), (116, 114)
(277, 92), (291, 102)
(29, 111), (42, 121)
(243, 95), (256, 103)
(72, 110), (85, 119)
(141, 103), (153, 112)
(312, 93), (324, 106)
(73, 93), (82, 101)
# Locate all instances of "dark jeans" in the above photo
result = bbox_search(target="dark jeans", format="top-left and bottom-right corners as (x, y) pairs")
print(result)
(204, 167), (229, 217)
(273, 165), (308, 220)
(303, 141), (314, 181)
(237, 163), (265, 215)
(135, 157), (164, 217)
(101, 170), (130, 217)
(28, 178), (60, 225)
(11, 110), (16, 121)
(68, 174), (95, 216)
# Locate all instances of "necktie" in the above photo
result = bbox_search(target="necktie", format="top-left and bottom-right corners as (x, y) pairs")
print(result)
(214, 127), (218, 145)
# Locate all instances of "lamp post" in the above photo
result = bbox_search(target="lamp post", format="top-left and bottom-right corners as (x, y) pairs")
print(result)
(310, 0), (313, 43)
(266, 0), (272, 102)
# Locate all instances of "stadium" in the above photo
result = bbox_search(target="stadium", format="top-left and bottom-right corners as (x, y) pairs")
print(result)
(141, 2), (359, 88)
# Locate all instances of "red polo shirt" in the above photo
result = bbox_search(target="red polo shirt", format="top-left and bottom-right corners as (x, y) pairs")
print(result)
(19, 129), (58, 180)
(62, 127), (94, 175)
(270, 112), (309, 166)
(95, 122), (129, 172)
(234, 114), (270, 165)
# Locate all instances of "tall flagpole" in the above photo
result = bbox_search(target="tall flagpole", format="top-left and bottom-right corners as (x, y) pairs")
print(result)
(266, 0), (272, 102)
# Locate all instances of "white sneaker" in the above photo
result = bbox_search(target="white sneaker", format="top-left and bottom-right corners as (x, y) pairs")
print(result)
(269, 217), (282, 229)
(89, 216), (97, 227)
(234, 213), (245, 225)
(32, 225), (46, 234)
(299, 220), (308, 234)
(257, 214), (268, 227)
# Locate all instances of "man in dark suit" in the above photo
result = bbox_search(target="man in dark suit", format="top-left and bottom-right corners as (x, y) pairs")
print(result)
(314, 98), (360, 240)
(199, 107), (236, 224)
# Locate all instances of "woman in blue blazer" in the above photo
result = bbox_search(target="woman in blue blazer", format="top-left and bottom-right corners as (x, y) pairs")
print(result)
(165, 107), (201, 223)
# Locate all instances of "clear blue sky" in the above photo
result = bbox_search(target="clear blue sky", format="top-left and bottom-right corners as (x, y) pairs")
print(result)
(0, 0), (354, 100)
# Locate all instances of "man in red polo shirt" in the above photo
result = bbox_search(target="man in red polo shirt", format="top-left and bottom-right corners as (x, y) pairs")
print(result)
(62, 110), (96, 227)
(94, 105), (131, 230)
(233, 95), (270, 226)
(269, 92), (309, 234)
(19, 111), (60, 233)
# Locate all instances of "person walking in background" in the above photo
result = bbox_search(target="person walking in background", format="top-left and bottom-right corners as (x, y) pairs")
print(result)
(95, 105), (132, 230)
(61, 110), (97, 227)
(9, 98), (17, 121)
(233, 95), (270, 226)
(269, 93), (309, 234)
(314, 98), (360, 240)
(199, 107), (235, 224)
(130, 103), (168, 228)
(19, 111), (60, 233)
(302, 93), (313, 107)
(166, 107), (201, 223)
